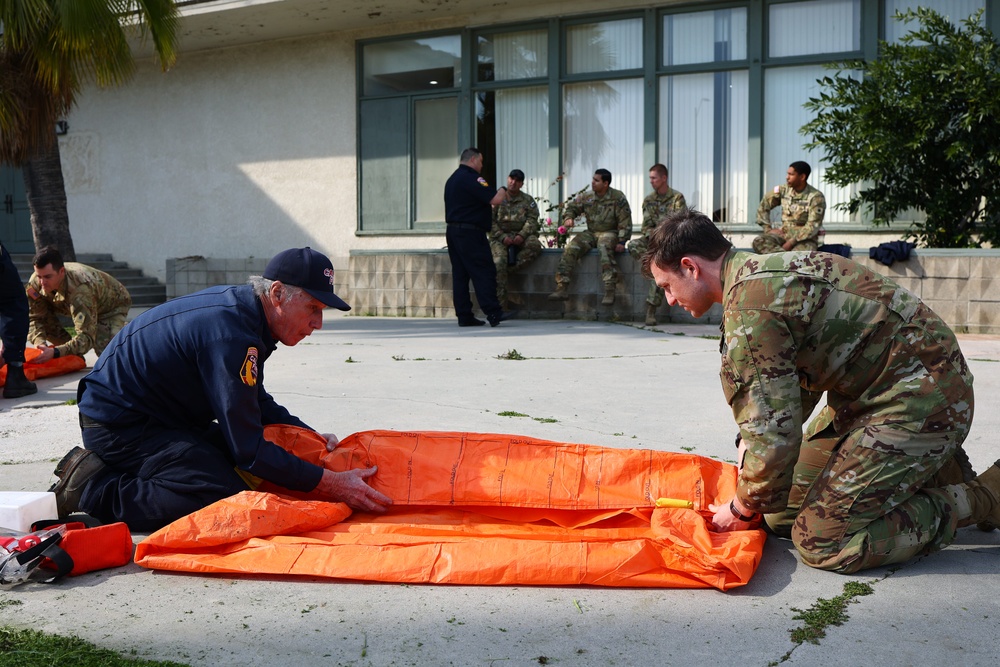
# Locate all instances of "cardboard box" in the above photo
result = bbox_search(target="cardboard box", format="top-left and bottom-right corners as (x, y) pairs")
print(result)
(0, 491), (58, 533)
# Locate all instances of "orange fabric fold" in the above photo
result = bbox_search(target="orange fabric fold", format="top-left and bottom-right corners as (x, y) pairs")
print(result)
(0, 347), (86, 387)
(135, 428), (765, 589)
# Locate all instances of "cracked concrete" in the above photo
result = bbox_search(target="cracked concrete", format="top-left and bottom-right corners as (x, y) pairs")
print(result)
(1, 315), (998, 666)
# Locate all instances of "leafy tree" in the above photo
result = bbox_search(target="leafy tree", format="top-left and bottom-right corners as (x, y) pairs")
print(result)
(802, 8), (1000, 248)
(0, 0), (177, 259)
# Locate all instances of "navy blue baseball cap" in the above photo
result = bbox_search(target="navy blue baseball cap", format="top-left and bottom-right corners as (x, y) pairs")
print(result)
(263, 247), (351, 311)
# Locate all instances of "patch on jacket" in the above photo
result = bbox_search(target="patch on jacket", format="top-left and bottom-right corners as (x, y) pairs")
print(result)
(240, 347), (259, 387)
(26, 286), (41, 300)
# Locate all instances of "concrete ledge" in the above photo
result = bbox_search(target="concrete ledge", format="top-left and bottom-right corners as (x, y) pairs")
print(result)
(166, 248), (1000, 333)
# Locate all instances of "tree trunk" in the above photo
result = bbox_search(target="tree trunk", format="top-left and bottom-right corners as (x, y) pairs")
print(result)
(22, 135), (76, 261)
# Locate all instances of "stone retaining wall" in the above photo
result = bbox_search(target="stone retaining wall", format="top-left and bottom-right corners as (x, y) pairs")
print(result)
(166, 248), (1000, 334)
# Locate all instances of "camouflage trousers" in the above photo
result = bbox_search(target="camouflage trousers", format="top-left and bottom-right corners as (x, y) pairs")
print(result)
(752, 232), (819, 254)
(490, 236), (542, 306)
(627, 236), (664, 307)
(554, 230), (620, 289)
(32, 307), (129, 356)
(765, 394), (974, 574)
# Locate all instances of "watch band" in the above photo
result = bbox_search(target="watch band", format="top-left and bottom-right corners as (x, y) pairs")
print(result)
(729, 499), (758, 522)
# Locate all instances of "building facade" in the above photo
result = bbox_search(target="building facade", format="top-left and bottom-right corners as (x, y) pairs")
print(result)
(22, 0), (996, 283)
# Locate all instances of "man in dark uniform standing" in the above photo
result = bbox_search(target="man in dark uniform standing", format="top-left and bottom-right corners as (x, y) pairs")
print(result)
(444, 147), (510, 327)
(47, 247), (392, 531)
(0, 241), (37, 398)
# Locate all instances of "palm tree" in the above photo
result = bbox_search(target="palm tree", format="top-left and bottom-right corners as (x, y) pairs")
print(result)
(0, 0), (177, 259)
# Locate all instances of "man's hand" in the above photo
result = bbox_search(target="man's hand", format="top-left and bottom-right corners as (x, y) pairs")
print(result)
(782, 238), (796, 251)
(502, 235), (513, 246)
(615, 243), (625, 253)
(320, 433), (339, 452)
(315, 467), (393, 513)
(512, 234), (524, 246)
(30, 345), (56, 364)
(708, 495), (760, 532)
(563, 219), (575, 229)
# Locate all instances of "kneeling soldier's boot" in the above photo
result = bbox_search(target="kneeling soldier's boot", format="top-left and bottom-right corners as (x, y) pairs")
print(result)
(945, 460), (1000, 529)
(645, 303), (657, 326)
(3, 363), (37, 399)
(602, 284), (615, 306)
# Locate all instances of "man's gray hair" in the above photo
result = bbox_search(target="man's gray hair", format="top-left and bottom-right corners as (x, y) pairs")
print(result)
(247, 276), (307, 302)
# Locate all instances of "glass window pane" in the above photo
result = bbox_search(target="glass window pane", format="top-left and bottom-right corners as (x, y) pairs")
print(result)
(663, 8), (747, 66)
(360, 98), (410, 231)
(477, 87), (549, 205)
(563, 78), (644, 228)
(884, 0), (984, 43)
(363, 35), (461, 96)
(414, 97), (457, 226)
(566, 19), (643, 74)
(769, 0), (860, 58)
(659, 71), (749, 223)
(478, 29), (548, 82)
(764, 65), (857, 223)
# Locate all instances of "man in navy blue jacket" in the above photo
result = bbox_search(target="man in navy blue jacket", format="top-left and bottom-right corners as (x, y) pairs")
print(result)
(49, 247), (392, 530)
(444, 147), (511, 327)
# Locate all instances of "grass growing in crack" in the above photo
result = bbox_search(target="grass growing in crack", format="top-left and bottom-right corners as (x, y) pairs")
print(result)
(497, 349), (526, 360)
(789, 581), (874, 645)
(345, 357), (357, 363)
(497, 411), (529, 418)
(533, 417), (558, 423)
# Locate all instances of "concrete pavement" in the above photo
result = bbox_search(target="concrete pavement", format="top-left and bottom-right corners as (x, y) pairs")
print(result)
(1, 314), (998, 666)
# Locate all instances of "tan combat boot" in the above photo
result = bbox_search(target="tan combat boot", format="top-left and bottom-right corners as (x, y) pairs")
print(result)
(601, 284), (615, 306)
(645, 303), (657, 326)
(548, 285), (569, 301)
(947, 460), (1000, 528)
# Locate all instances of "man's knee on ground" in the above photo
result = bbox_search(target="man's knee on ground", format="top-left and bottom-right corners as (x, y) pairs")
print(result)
(791, 522), (868, 574)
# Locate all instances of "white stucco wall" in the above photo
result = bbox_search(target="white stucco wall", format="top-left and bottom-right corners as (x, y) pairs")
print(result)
(62, 32), (405, 281)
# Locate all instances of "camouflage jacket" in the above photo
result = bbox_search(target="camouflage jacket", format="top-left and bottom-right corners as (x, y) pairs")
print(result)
(755, 183), (826, 244)
(719, 250), (972, 513)
(27, 262), (132, 356)
(563, 187), (632, 242)
(491, 191), (540, 242)
(640, 188), (687, 237)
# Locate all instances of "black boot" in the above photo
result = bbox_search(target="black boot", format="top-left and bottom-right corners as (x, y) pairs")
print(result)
(3, 363), (37, 399)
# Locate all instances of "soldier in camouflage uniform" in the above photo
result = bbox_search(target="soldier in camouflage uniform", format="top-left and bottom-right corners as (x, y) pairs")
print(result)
(627, 164), (686, 325)
(490, 170), (542, 309)
(548, 169), (632, 305)
(27, 247), (131, 362)
(753, 161), (826, 254)
(641, 209), (1000, 574)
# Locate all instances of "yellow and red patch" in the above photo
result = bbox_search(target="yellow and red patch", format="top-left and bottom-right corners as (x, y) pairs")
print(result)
(240, 347), (259, 387)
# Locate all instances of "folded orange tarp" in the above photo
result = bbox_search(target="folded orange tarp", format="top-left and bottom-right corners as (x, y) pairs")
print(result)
(0, 347), (86, 387)
(135, 428), (765, 590)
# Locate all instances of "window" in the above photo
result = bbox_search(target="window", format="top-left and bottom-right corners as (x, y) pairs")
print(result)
(566, 18), (643, 74)
(769, 0), (861, 58)
(884, 0), (985, 43)
(660, 71), (749, 223)
(764, 65), (858, 223)
(359, 34), (460, 231)
(563, 79), (644, 226)
(663, 7), (747, 66)
(362, 35), (461, 95)
(476, 87), (549, 206)
(357, 4), (945, 234)
(478, 29), (548, 81)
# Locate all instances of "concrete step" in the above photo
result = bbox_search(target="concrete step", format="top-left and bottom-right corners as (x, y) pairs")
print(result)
(7, 251), (166, 308)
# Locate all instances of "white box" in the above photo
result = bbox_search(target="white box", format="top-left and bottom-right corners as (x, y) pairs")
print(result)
(0, 492), (58, 533)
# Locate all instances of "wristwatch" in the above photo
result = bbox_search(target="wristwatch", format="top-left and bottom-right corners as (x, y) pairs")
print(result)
(729, 499), (758, 522)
